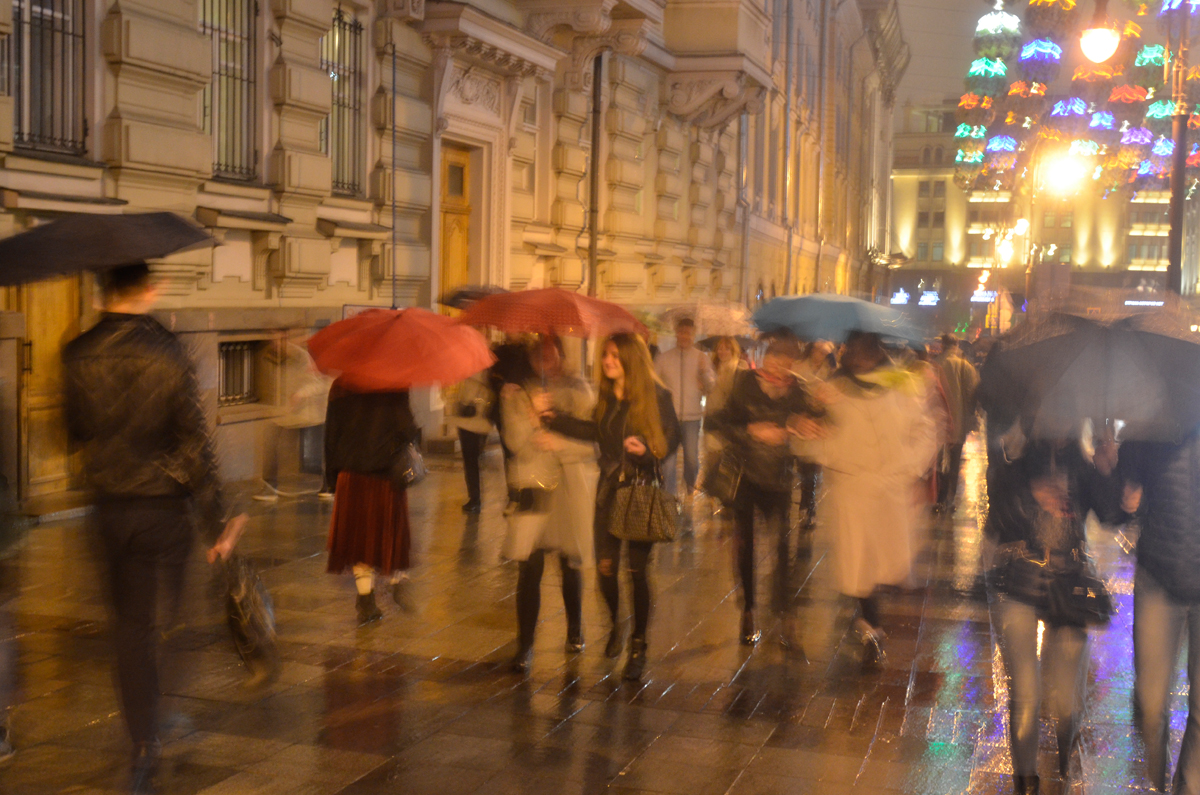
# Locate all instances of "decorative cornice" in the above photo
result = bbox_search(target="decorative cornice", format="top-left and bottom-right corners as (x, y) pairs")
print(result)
(562, 19), (649, 92)
(666, 71), (767, 128)
(421, 4), (561, 79)
(525, 0), (618, 41)
(421, 31), (554, 80)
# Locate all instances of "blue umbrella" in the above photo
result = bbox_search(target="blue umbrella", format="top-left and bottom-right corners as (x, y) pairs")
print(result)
(752, 294), (925, 346)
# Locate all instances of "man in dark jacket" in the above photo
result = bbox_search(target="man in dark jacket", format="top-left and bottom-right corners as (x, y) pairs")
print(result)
(1119, 434), (1200, 794)
(62, 263), (246, 795)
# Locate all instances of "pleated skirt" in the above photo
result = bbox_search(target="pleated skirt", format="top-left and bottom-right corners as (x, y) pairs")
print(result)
(327, 471), (410, 574)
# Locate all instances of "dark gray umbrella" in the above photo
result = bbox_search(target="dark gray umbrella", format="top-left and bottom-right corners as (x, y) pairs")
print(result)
(0, 212), (212, 286)
(438, 284), (508, 310)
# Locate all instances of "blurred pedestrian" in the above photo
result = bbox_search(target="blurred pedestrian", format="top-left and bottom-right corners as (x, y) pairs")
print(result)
(709, 335), (820, 645)
(1116, 432), (1200, 794)
(503, 337), (597, 673)
(62, 263), (248, 795)
(935, 334), (980, 513)
(697, 336), (745, 521)
(449, 368), (494, 514)
(543, 333), (680, 680)
(791, 332), (937, 665)
(984, 433), (1118, 792)
(324, 382), (417, 625)
(489, 338), (536, 506)
(794, 341), (835, 532)
(654, 318), (715, 512)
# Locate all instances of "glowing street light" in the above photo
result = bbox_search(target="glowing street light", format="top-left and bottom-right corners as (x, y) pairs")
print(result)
(1013, 218), (1030, 236)
(1044, 155), (1088, 193)
(1081, 0), (1121, 64)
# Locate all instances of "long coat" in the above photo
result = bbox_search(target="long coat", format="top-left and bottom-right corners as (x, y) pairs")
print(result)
(793, 369), (938, 598)
(500, 376), (598, 566)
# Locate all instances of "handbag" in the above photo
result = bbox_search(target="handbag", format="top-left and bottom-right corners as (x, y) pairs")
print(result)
(391, 442), (427, 489)
(223, 555), (279, 680)
(608, 465), (678, 543)
(1046, 555), (1114, 628)
(700, 449), (743, 506)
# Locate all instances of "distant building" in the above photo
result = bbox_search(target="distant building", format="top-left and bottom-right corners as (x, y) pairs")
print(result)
(890, 99), (1170, 335)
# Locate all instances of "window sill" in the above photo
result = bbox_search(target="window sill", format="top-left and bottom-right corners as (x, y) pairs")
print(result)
(217, 403), (281, 425)
(4, 151), (105, 179)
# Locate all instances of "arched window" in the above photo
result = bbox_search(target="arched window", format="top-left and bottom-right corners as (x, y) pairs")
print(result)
(922, 147), (932, 165)
(934, 146), (944, 165)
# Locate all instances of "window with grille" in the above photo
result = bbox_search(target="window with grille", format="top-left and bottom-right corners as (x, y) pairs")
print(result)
(11, 0), (86, 156)
(218, 342), (259, 407)
(201, 0), (258, 181)
(319, 9), (363, 196)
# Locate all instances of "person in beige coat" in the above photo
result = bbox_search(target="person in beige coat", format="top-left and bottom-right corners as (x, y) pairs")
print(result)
(792, 332), (938, 665)
(501, 337), (598, 674)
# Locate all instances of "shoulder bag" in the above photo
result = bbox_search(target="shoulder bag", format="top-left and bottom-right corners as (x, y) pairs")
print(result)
(608, 463), (678, 543)
(700, 448), (742, 506)
(391, 441), (427, 489)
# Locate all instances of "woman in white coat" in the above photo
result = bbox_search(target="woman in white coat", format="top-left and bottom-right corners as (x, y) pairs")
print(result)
(501, 337), (598, 674)
(792, 332), (938, 665)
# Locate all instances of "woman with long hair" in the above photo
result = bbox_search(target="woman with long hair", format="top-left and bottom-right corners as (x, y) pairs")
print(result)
(541, 333), (680, 680)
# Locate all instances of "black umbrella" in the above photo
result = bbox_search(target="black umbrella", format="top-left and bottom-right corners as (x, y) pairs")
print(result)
(0, 212), (212, 286)
(979, 307), (1200, 442)
(438, 284), (508, 310)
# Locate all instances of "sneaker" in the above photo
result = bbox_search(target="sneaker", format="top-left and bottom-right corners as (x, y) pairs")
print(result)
(317, 491), (335, 503)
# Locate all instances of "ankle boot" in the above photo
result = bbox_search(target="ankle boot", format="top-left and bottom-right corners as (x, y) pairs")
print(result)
(130, 740), (161, 795)
(605, 623), (624, 659)
(623, 638), (646, 681)
(1013, 774), (1039, 795)
(355, 593), (382, 626)
(740, 609), (761, 645)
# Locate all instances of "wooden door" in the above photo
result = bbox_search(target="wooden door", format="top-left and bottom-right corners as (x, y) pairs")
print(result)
(21, 275), (81, 498)
(439, 145), (472, 315)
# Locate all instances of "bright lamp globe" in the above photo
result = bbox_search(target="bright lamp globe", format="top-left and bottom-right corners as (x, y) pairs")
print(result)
(1080, 27), (1121, 64)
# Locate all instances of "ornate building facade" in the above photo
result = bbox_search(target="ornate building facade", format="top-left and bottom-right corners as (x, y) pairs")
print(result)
(0, 0), (905, 501)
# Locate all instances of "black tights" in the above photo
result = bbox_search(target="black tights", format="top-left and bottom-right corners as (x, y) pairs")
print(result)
(516, 549), (582, 651)
(595, 528), (653, 641)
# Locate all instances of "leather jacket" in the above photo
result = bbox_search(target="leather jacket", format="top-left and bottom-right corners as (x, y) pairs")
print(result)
(1119, 433), (1200, 604)
(62, 313), (225, 536)
(324, 385), (416, 481)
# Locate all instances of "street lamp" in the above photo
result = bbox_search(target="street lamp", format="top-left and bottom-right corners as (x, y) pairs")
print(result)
(1080, 0), (1121, 65)
(1081, 0), (1187, 294)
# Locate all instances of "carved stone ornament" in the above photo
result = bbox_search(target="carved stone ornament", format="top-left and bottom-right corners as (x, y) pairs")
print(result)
(450, 67), (502, 115)
(378, 0), (425, 23)
(526, 0), (617, 41)
(666, 72), (767, 128)
(422, 32), (553, 80)
(563, 19), (649, 92)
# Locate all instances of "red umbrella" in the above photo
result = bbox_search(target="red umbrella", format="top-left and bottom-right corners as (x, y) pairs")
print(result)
(307, 308), (495, 392)
(455, 287), (646, 337)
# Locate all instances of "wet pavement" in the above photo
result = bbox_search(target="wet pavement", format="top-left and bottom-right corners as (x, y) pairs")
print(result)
(0, 435), (1174, 794)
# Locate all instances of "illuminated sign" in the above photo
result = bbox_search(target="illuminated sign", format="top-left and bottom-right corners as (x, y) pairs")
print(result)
(971, 290), (998, 303)
(890, 288), (910, 305)
(918, 291), (940, 307)
(1124, 299), (1165, 306)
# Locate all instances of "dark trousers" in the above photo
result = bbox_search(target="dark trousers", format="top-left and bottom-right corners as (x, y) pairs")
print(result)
(516, 549), (582, 651)
(0, 562), (14, 723)
(95, 497), (193, 746)
(797, 461), (820, 527)
(458, 429), (486, 505)
(937, 442), (965, 508)
(1134, 566), (1200, 794)
(732, 480), (791, 612)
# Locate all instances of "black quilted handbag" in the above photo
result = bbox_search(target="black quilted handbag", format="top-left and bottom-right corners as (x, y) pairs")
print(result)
(608, 466), (678, 543)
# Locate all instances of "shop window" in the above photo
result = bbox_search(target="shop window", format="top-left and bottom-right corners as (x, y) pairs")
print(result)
(931, 242), (944, 262)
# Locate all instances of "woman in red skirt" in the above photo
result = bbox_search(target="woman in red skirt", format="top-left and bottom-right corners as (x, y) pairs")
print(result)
(324, 380), (416, 624)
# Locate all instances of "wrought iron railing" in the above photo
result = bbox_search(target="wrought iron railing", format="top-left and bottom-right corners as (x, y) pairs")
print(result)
(12, 0), (87, 156)
(319, 8), (363, 196)
(218, 342), (258, 407)
(201, 0), (258, 180)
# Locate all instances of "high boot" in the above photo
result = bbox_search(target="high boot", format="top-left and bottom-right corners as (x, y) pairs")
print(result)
(623, 637), (646, 681)
(1013, 774), (1039, 795)
(355, 593), (382, 626)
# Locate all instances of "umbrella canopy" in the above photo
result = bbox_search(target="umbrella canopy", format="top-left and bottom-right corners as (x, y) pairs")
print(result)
(697, 334), (757, 353)
(752, 294), (925, 347)
(660, 302), (754, 339)
(438, 284), (508, 310)
(0, 212), (212, 286)
(307, 308), (495, 392)
(455, 287), (646, 338)
(978, 308), (1200, 441)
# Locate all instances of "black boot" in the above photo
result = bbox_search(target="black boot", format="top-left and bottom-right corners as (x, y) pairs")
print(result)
(510, 645), (533, 675)
(605, 623), (624, 659)
(1013, 774), (1039, 795)
(129, 740), (161, 795)
(740, 609), (761, 645)
(355, 593), (382, 626)
(623, 638), (646, 681)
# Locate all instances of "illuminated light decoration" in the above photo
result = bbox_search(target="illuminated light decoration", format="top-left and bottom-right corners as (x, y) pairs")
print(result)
(1090, 112), (1115, 129)
(1069, 139), (1102, 156)
(957, 149), (984, 164)
(969, 58), (1008, 78)
(1146, 100), (1176, 119)
(1073, 63), (1117, 81)
(890, 288), (910, 306)
(1122, 126), (1155, 145)
(959, 93), (983, 109)
(1020, 39), (1063, 63)
(1160, 0), (1200, 12)
(971, 290), (999, 303)
(1051, 97), (1089, 117)
(1135, 45), (1168, 67)
(977, 10), (1021, 35)
(1191, 114), (1200, 130)
(1188, 147), (1200, 167)
(1152, 138), (1176, 157)
(1008, 81), (1030, 95)
(955, 124), (988, 139)
(1137, 159), (1163, 176)
(1028, 0), (1075, 8)
(918, 292), (940, 307)
(1110, 84), (1150, 103)
(986, 135), (1018, 152)
(1126, 300), (1166, 306)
